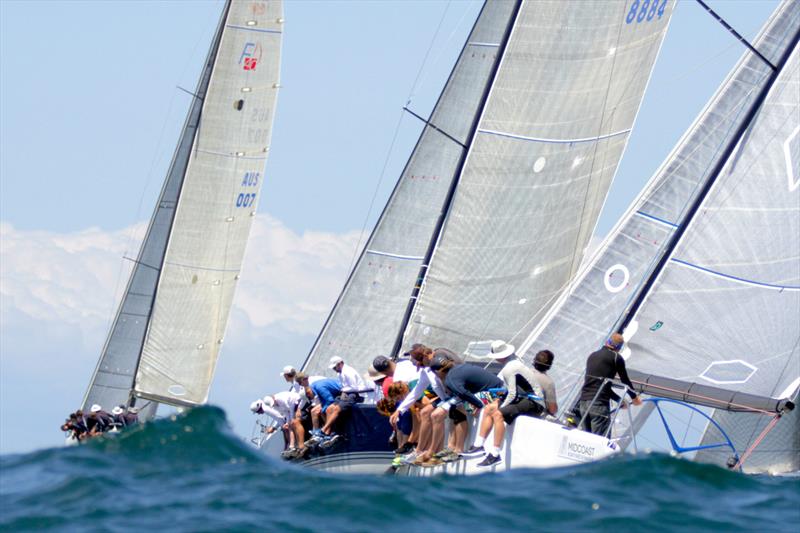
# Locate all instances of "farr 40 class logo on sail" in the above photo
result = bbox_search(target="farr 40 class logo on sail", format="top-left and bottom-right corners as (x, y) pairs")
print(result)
(239, 42), (262, 71)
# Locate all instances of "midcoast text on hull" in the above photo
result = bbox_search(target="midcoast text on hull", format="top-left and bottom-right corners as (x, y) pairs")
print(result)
(70, 0), (283, 439)
(255, 0), (798, 476)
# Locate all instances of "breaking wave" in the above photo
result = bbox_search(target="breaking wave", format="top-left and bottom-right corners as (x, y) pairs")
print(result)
(1, 406), (797, 532)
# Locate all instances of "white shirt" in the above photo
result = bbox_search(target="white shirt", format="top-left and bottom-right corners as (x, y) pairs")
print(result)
(393, 359), (419, 384)
(397, 367), (446, 414)
(262, 391), (300, 423)
(337, 363), (368, 393)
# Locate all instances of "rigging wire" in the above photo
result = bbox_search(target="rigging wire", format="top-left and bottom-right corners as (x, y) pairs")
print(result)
(103, 7), (222, 333)
(344, 0), (455, 276)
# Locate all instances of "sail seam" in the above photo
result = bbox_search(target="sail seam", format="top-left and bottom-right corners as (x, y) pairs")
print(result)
(670, 258), (800, 291)
(162, 260), (240, 273)
(477, 127), (631, 144)
(468, 42), (500, 47)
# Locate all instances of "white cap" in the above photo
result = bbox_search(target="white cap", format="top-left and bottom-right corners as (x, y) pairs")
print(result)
(90, 404), (102, 413)
(279, 365), (296, 378)
(262, 396), (275, 408)
(329, 356), (344, 370)
(111, 406), (124, 415)
(250, 399), (264, 413)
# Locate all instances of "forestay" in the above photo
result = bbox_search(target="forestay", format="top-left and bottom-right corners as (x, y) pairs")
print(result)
(402, 0), (674, 355)
(132, 0), (283, 407)
(302, 1), (518, 375)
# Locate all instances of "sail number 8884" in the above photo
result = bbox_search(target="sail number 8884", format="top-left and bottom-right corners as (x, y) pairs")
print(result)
(626, 0), (668, 24)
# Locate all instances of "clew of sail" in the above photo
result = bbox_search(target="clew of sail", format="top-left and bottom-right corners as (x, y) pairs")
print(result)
(302, 1), (518, 375)
(520, 0), (799, 472)
(401, 0), (675, 355)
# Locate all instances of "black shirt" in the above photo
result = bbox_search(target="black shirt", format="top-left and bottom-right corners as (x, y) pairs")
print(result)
(444, 364), (504, 409)
(579, 347), (638, 403)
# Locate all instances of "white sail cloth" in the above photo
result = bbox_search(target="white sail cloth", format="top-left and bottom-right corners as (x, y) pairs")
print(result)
(403, 0), (675, 355)
(132, 0), (283, 406)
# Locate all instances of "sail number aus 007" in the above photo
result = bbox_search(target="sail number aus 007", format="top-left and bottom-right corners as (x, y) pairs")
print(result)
(626, 0), (668, 24)
(236, 171), (260, 208)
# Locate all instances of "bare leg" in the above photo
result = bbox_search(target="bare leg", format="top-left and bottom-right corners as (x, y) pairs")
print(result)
(409, 406), (420, 444)
(416, 403), (434, 455)
(311, 406), (322, 431)
(430, 407), (447, 455)
(322, 405), (340, 435)
(452, 409), (468, 453)
(292, 419), (306, 449)
(491, 409), (506, 450)
(479, 402), (498, 440)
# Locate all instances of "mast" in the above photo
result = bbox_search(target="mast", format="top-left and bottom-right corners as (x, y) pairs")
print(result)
(617, 22), (800, 334)
(389, 0), (523, 358)
(81, 1), (232, 412)
(128, 0), (232, 408)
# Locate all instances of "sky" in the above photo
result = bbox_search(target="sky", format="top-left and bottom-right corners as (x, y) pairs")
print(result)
(0, 0), (780, 454)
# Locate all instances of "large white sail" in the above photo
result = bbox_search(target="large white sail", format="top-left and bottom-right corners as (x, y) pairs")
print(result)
(302, 1), (518, 375)
(82, 3), (232, 412)
(402, 0), (674, 354)
(83, 0), (283, 410)
(520, 0), (799, 472)
(133, 0), (283, 407)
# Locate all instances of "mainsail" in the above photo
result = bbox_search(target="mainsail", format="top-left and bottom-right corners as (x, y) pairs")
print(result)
(82, 0), (282, 411)
(303, 0), (674, 375)
(520, 0), (799, 473)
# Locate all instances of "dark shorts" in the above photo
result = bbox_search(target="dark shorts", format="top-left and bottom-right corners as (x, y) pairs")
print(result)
(448, 405), (467, 424)
(398, 409), (413, 435)
(334, 392), (359, 412)
(500, 397), (544, 424)
(299, 406), (312, 431)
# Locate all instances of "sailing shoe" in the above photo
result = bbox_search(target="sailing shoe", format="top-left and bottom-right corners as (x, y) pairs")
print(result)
(433, 448), (454, 459)
(421, 457), (443, 468)
(440, 450), (462, 463)
(280, 447), (298, 459)
(400, 452), (419, 465)
(320, 434), (342, 449)
(477, 454), (501, 467)
(394, 442), (416, 455)
(464, 445), (484, 455)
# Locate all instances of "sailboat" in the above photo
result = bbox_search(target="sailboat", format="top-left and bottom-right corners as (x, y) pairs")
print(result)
(267, 0), (677, 473)
(80, 0), (282, 423)
(519, 0), (800, 475)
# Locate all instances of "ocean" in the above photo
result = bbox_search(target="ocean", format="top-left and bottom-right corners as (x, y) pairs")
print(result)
(1, 406), (797, 532)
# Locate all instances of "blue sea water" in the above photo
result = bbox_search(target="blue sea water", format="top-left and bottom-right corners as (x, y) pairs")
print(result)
(1, 406), (797, 532)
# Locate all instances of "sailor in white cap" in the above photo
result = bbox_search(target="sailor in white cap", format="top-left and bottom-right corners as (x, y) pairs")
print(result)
(329, 356), (368, 396)
(280, 365), (303, 395)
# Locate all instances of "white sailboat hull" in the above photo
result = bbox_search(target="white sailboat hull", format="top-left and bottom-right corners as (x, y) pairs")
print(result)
(260, 413), (620, 475)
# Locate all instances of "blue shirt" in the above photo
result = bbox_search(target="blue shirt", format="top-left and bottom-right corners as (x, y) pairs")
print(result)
(311, 378), (342, 411)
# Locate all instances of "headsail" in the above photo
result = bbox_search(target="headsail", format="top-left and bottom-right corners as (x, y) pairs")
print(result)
(302, 0), (519, 375)
(83, 0), (283, 411)
(401, 0), (675, 354)
(81, 3), (232, 413)
(520, 0), (800, 472)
